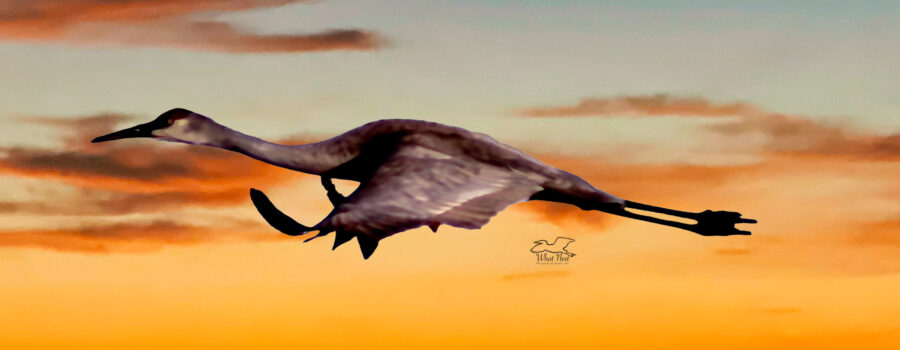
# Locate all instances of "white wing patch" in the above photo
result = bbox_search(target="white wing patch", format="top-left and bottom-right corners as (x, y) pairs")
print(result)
(320, 145), (546, 240)
(429, 180), (508, 215)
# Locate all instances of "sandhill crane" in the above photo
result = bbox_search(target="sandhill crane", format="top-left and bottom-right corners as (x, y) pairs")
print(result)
(92, 108), (756, 259)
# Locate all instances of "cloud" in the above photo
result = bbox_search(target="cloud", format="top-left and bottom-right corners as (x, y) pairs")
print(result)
(0, 188), (252, 216)
(0, 113), (324, 252)
(716, 248), (752, 256)
(516, 94), (900, 161)
(760, 307), (803, 315)
(853, 220), (900, 247)
(0, 142), (298, 195)
(3, 109), (897, 262)
(500, 270), (570, 281)
(513, 95), (900, 280)
(0, 114), (311, 215)
(514, 152), (763, 231)
(20, 114), (133, 137)
(516, 94), (755, 118)
(0, 0), (381, 53)
(530, 153), (760, 201)
(511, 149), (900, 278)
(706, 113), (900, 161)
(0, 220), (287, 253)
(519, 201), (614, 228)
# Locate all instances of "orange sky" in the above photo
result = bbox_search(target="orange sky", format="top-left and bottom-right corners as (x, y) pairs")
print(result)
(1, 1), (898, 349)
(1, 104), (897, 349)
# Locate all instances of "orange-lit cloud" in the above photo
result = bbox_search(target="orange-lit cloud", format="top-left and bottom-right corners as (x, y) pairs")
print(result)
(760, 307), (803, 315)
(0, 188), (253, 216)
(516, 94), (755, 118)
(517, 94), (900, 161)
(513, 149), (900, 278)
(1, 114), (309, 195)
(0, 220), (286, 253)
(4, 107), (899, 262)
(854, 220), (900, 247)
(716, 248), (753, 256)
(527, 153), (761, 204)
(520, 200), (614, 228)
(509, 152), (763, 230)
(0, 114), (317, 251)
(0, 114), (321, 237)
(500, 270), (570, 281)
(0, 0), (381, 53)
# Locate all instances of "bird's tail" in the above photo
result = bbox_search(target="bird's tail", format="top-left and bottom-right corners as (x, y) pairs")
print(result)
(249, 188), (381, 259)
(319, 230), (379, 259)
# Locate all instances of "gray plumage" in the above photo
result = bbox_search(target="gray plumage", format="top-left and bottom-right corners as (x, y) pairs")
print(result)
(92, 108), (756, 259)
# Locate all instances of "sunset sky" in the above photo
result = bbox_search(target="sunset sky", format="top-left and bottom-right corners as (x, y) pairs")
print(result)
(1, 1), (898, 349)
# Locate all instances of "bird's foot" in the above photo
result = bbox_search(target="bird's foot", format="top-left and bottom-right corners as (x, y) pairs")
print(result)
(321, 177), (346, 206)
(250, 188), (314, 236)
(303, 229), (333, 242)
(689, 210), (757, 236)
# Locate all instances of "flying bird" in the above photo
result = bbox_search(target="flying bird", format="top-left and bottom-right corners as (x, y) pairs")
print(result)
(92, 108), (756, 259)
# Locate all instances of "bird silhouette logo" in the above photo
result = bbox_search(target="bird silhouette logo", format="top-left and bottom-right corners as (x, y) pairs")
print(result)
(531, 237), (576, 261)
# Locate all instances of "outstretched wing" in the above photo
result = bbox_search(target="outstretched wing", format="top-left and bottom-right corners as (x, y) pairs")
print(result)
(319, 145), (545, 249)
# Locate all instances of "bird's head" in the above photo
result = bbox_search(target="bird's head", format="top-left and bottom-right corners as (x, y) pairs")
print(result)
(91, 108), (220, 146)
(533, 240), (548, 244)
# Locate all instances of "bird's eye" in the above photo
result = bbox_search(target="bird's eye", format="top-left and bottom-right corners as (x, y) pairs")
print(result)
(167, 118), (174, 125)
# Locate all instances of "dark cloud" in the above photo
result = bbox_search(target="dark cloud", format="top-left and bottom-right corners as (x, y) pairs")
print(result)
(0, 0), (381, 53)
(706, 113), (900, 161)
(15, 114), (134, 149)
(0, 188), (251, 216)
(0, 114), (310, 216)
(0, 147), (194, 181)
(512, 153), (762, 232)
(516, 94), (900, 161)
(0, 113), (333, 252)
(0, 220), (287, 253)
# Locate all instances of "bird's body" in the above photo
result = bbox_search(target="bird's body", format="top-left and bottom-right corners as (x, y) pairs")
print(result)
(92, 108), (756, 259)
(239, 118), (623, 251)
(227, 117), (617, 203)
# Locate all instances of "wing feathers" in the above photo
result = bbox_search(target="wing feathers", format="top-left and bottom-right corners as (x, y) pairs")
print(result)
(332, 231), (355, 250)
(357, 234), (379, 259)
(319, 147), (544, 245)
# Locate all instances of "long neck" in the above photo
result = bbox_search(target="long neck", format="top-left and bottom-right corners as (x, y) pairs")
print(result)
(201, 123), (339, 175)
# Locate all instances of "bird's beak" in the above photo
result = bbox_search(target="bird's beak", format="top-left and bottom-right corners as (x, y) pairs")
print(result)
(91, 122), (154, 143)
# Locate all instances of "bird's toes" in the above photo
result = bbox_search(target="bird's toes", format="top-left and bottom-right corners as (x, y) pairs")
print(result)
(303, 230), (333, 243)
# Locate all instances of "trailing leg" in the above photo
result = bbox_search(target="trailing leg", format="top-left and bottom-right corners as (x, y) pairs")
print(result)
(600, 200), (757, 236)
(321, 176), (346, 206)
(249, 188), (315, 236)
